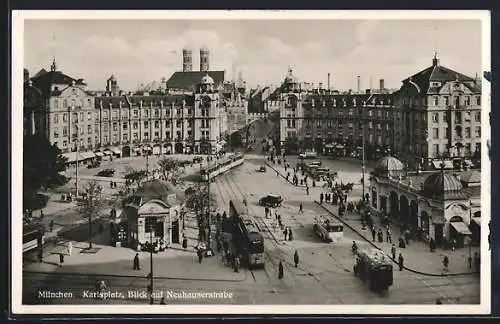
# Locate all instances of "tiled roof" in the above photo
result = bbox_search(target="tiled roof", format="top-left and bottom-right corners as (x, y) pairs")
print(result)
(402, 63), (475, 94)
(166, 71), (225, 91)
(95, 94), (194, 108)
(133, 179), (173, 206)
(30, 70), (87, 96)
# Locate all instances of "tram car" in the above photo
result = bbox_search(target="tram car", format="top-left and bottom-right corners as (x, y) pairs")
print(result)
(229, 200), (265, 269)
(199, 152), (245, 181)
(23, 223), (45, 254)
(313, 215), (344, 243)
(354, 248), (393, 292)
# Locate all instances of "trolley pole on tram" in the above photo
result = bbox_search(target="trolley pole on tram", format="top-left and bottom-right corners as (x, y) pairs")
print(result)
(149, 224), (154, 305)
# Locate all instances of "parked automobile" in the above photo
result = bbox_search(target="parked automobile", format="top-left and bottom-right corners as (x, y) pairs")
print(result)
(97, 169), (115, 177)
(299, 151), (318, 159)
(257, 166), (267, 173)
(259, 194), (283, 208)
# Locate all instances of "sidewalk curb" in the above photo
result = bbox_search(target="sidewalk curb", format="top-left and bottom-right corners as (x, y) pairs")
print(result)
(23, 270), (247, 283)
(264, 161), (307, 188)
(315, 201), (476, 277)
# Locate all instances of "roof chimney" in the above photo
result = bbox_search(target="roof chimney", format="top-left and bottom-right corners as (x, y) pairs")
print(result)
(357, 76), (361, 94)
(432, 52), (440, 67)
(327, 73), (331, 90)
(379, 79), (385, 91)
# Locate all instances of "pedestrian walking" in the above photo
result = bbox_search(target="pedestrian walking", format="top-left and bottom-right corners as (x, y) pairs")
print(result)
(391, 244), (396, 259)
(293, 250), (299, 268)
(320, 192), (324, 204)
(283, 227), (288, 241)
(467, 255), (472, 269)
(398, 253), (404, 271)
(40, 210), (44, 219)
(451, 239), (456, 252)
(430, 238), (436, 252)
(377, 228), (384, 243)
(299, 203), (303, 214)
(443, 256), (449, 272)
(306, 186), (309, 195)
(404, 229), (410, 246)
(386, 227), (392, 243)
(38, 249), (43, 263)
(160, 297), (166, 305)
(436, 298), (442, 305)
(278, 260), (284, 279)
(67, 241), (72, 256)
(133, 253), (140, 270)
(49, 220), (54, 232)
(197, 248), (204, 263)
(474, 252), (480, 273)
(288, 228), (293, 241)
(371, 227), (376, 242)
(59, 253), (64, 267)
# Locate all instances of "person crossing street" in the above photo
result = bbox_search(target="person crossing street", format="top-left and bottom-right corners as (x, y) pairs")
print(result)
(278, 260), (284, 279)
(398, 253), (404, 271)
(293, 250), (299, 268)
(133, 253), (140, 270)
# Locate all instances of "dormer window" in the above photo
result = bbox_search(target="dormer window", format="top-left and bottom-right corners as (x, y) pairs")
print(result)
(431, 82), (441, 87)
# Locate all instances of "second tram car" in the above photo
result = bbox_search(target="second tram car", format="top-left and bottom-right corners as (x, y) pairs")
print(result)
(354, 248), (393, 291)
(200, 152), (244, 180)
(229, 200), (265, 268)
(313, 215), (344, 243)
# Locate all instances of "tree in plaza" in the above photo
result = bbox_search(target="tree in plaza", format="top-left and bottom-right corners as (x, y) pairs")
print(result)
(284, 136), (299, 155)
(184, 184), (216, 241)
(23, 134), (67, 193)
(157, 157), (181, 184)
(124, 168), (148, 188)
(79, 180), (104, 250)
(229, 132), (243, 149)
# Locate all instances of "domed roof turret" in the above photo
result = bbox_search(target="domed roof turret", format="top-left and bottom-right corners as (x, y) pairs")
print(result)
(423, 172), (463, 199)
(201, 74), (214, 85)
(200, 45), (209, 52)
(108, 74), (116, 81)
(373, 156), (405, 178)
(284, 67), (299, 84)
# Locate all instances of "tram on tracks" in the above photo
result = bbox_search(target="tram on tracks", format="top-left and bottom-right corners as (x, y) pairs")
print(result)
(23, 223), (45, 254)
(228, 200), (265, 269)
(199, 152), (244, 181)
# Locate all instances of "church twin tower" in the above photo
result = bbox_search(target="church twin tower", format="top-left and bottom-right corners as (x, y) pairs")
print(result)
(182, 46), (209, 72)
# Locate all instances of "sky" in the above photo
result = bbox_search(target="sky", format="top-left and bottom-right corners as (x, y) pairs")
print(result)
(23, 18), (483, 92)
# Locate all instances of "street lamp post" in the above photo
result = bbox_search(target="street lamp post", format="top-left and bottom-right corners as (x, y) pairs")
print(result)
(149, 223), (154, 305)
(469, 199), (473, 264)
(362, 123), (366, 203)
(73, 124), (80, 199)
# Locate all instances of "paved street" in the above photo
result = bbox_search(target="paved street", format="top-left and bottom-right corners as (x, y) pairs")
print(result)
(23, 154), (480, 305)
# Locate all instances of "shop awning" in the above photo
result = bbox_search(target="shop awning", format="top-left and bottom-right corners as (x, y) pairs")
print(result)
(336, 144), (345, 149)
(472, 217), (481, 226)
(103, 149), (112, 156)
(79, 151), (96, 160)
(62, 152), (78, 163)
(94, 151), (104, 157)
(450, 222), (472, 235)
(112, 147), (121, 155)
(432, 160), (454, 170)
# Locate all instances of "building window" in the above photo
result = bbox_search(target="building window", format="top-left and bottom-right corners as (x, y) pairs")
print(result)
(475, 126), (481, 137)
(87, 112), (92, 120)
(165, 131), (170, 139)
(144, 121), (149, 128)
(63, 113), (68, 122)
(123, 123), (128, 130)
(444, 96), (449, 106)
(103, 111), (108, 119)
(133, 133), (138, 140)
(53, 127), (59, 138)
(103, 135), (108, 143)
(154, 121), (159, 128)
(368, 110), (372, 117)
(154, 109), (159, 117)
(348, 109), (353, 116)
(476, 96), (481, 106)
(144, 110), (149, 118)
(368, 122), (373, 129)
(176, 131), (181, 138)
(87, 137), (92, 145)
(165, 120), (170, 127)
(475, 112), (481, 122)
(144, 132), (149, 139)
(176, 120), (182, 128)
(103, 124), (108, 132)
(53, 114), (59, 123)
(87, 125), (92, 134)
(112, 135), (117, 143)
(465, 143), (471, 154)
(433, 144), (439, 155)
(123, 133), (128, 141)
(465, 127), (471, 138)
(62, 140), (67, 148)
(133, 122), (138, 130)
(475, 143), (481, 153)
(433, 96), (439, 106)
(433, 128), (439, 139)
(95, 125), (99, 133)
(112, 123), (118, 131)
(432, 113), (439, 123)
(62, 126), (68, 136)
(133, 110), (138, 118)
(465, 96), (471, 105)
(154, 131), (159, 138)
(455, 111), (462, 123)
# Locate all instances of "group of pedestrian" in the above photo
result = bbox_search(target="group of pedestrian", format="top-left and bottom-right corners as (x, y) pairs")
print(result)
(109, 181), (118, 189)
(283, 227), (294, 241)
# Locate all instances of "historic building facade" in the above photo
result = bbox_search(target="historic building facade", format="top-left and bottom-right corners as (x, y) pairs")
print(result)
(277, 68), (395, 157)
(24, 59), (97, 153)
(275, 55), (482, 167)
(369, 156), (481, 246)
